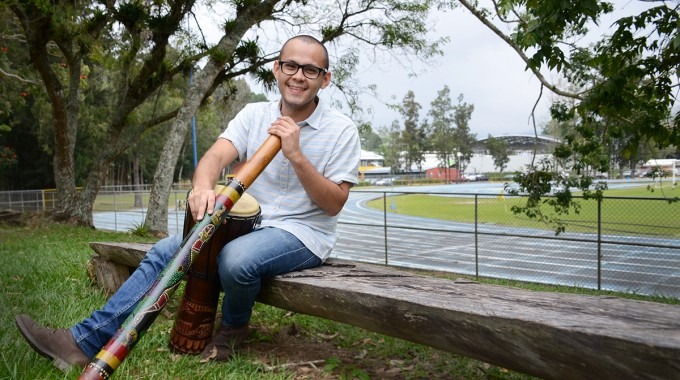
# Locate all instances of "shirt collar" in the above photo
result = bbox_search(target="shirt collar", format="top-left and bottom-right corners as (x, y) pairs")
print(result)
(304, 96), (323, 129)
(276, 96), (324, 130)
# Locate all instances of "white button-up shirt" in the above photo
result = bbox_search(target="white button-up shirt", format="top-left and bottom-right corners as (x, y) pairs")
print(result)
(219, 98), (361, 260)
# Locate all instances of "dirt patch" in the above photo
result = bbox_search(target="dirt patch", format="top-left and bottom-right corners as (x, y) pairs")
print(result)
(244, 323), (458, 380)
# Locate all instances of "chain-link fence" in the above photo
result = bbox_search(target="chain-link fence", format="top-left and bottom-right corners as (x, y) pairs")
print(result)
(333, 190), (680, 298)
(91, 185), (190, 233)
(2, 186), (678, 297)
(0, 186), (190, 234)
(0, 189), (58, 212)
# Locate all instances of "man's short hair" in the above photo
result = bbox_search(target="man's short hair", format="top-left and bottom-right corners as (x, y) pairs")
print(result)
(280, 35), (329, 69)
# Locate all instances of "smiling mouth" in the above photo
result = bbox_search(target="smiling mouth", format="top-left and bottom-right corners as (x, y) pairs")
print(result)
(288, 84), (306, 92)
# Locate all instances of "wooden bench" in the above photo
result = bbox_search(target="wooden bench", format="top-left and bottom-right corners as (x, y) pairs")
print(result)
(88, 242), (680, 380)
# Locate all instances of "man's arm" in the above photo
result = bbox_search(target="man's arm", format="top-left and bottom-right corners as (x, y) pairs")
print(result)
(189, 138), (239, 221)
(290, 158), (352, 216)
(268, 116), (351, 216)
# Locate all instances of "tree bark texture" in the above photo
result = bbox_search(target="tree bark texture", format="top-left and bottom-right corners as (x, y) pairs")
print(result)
(257, 261), (680, 380)
(13, 4), (84, 223)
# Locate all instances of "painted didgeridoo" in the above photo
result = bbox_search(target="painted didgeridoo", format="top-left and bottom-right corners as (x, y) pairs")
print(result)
(78, 135), (281, 380)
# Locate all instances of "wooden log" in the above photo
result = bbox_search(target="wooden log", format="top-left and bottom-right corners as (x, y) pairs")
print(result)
(89, 242), (149, 268)
(257, 261), (680, 380)
(0, 210), (23, 225)
(88, 242), (150, 294)
(88, 242), (680, 380)
(88, 253), (131, 297)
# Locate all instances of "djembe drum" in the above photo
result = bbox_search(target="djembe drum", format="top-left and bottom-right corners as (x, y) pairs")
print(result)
(169, 185), (261, 354)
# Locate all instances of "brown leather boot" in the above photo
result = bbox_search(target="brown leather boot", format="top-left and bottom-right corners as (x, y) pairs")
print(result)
(15, 314), (90, 370)
(199, 324), (249, 362)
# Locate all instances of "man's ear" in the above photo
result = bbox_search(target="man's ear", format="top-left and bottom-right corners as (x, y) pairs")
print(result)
(320, 71), (332, 89)
(273, 60), (281, 79)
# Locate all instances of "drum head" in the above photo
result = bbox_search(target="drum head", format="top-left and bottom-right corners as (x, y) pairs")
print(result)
(214, 185), (259, 217)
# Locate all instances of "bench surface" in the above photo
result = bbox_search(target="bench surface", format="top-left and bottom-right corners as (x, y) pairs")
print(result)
(89, 242), (680, 380)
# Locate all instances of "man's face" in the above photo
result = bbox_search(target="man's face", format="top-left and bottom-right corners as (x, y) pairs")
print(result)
(274, 39), (331, 114)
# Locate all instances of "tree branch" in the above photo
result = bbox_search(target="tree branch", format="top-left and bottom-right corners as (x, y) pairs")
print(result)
(456, 0), (584, 100)
(0, 68), (40, 84)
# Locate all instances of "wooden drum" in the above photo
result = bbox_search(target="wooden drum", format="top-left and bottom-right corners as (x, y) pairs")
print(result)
(169, 186), (261, 354)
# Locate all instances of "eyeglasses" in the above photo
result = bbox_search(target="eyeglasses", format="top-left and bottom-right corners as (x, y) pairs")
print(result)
(278, 60), (327, 79)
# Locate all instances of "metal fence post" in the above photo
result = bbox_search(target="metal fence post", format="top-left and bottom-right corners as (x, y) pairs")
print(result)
(383, 191), (388, 265)
(475, 194), (479, 279)
(174, 191), (180, 235)
(113, 189), (118, 231)
(597, 197), (602, 290)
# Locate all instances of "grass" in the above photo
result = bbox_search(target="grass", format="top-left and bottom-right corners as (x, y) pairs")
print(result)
(1, 221), (542, 380)
(367, 184), (680, 237)
(92, 191), (187, 212)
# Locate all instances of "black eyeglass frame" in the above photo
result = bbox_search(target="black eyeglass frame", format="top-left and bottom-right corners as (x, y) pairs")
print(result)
(278, 60), (328, 79)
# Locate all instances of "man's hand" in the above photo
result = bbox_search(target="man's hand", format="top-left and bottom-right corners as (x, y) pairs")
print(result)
(268, 116), (303, 162)
(267, 116), (351, 216)
(187, 187), (216, 221)
(190, 139), (239, 221)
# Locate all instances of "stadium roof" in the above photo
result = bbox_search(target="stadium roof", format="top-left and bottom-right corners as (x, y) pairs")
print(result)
(360, 149), (384, 160)
(473, 135), (560, 152)
(475, 134), (560, 146)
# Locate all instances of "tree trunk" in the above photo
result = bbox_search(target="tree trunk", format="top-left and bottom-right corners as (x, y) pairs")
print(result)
(144, 7), (274, 235)
(34, 39), (85, 223)
(133, 156), (143, 208)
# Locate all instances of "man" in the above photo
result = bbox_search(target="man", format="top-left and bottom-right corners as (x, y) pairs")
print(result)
(15, 34), (361, 370)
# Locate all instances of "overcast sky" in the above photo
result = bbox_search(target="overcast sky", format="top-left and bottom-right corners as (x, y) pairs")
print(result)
(345, 7), (554, 139)
(199, 1), (655, 139)
(337, 1), (657, 139)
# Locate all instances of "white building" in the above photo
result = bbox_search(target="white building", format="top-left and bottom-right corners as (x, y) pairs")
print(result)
(642, 159), (679, 184)
(359, 150), (390, 176)
(467, 135), (561, 174)
(363, 135), (564, 176)
(411, 135), (561, 174)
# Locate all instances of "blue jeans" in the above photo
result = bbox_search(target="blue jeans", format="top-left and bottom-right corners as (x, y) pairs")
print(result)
(71, 227), (322, 358)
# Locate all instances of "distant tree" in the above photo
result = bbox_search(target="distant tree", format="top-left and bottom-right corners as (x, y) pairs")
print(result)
(249, 93), (269, 103)
(451, 94), (476, 172)
(428, 86), (456, 180)
(359, 127), (383, 152)
(485, 135), (510, 174)
(379, 120), (403, 173)
(0, 9), (51, 190)
(395, 90), (426, 172)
